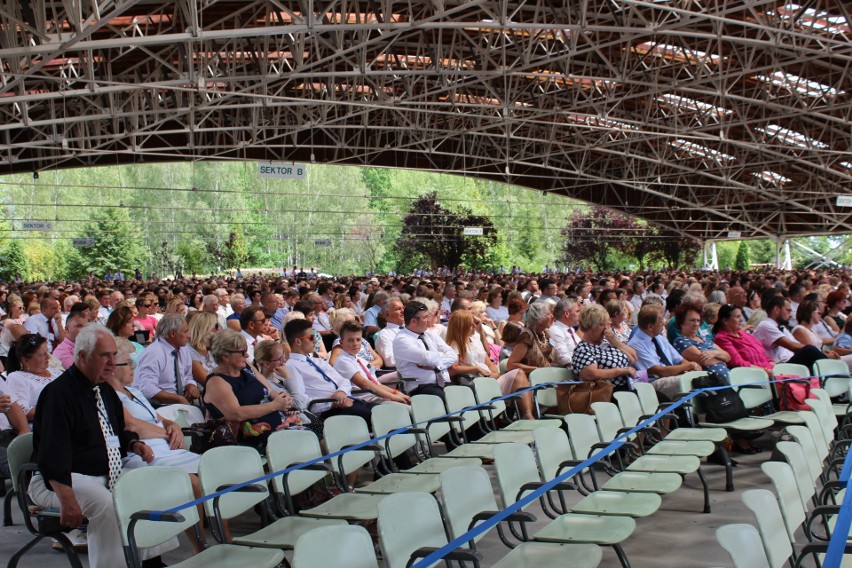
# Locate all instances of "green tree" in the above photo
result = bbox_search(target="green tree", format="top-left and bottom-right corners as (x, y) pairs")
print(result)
(76, 207), (148, 276)
(224, 225), (250, 270)
(735, 241), (751, 270)
(0, 239), (30, 280)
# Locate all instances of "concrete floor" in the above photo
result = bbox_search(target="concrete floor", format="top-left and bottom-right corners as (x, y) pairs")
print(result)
(1, 431), (798, 568)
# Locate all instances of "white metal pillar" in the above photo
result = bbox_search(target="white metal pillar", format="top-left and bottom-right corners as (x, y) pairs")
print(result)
(782, 240), (792, 270)
(704, 241), (718, 270)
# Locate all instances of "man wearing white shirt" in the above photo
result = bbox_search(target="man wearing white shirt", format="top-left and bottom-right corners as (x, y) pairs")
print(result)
(239, 305), (267, 361)
(439, 285), (456, 323)
(628, 281), (645, 313)
(549, 297), (582, 367)
(393, 301), (457, 398)
(284, 319), (375, 420)
(333, 321), (411, 405)
(374, 299), (404, 368)
(215, 288), (234, 318)
(24, 298), (64, 353)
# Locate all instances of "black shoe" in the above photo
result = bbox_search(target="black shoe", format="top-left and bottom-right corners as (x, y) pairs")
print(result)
(142, 556), (168, 568)
(707, 449), (738, 467)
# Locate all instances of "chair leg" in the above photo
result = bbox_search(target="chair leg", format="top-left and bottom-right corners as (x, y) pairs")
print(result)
(717, 446), (734, 492)
(8, 535), (45, 568)
(53, 533), (85, 568)
(3, 489), (15, 526)
(611, 543), (631, 568)
(696, 467), (711, 514)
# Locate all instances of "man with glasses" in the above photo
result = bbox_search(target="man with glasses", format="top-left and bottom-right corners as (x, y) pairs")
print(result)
(239, 305), (268, 361)
(283, 319), (375, 421)
(133, 314), (200, 406)
(393, 301), (457, 398)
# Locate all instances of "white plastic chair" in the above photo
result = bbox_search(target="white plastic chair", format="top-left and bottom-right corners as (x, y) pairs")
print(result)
(292, 524), (378, 568)
(113, 466), (284, 568)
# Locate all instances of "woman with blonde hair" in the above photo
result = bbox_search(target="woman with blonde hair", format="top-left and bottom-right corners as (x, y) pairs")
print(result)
(188, 311), (220, 385)
(445, 310), (535, 419)
(164, 298), (188, 316)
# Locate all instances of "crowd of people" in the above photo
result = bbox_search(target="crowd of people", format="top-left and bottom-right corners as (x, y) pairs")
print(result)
(2, 266), (852, 566)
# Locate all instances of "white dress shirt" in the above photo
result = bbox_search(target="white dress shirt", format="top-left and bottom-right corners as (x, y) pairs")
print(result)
(132, 338), (197, 401)
(286, 353), (352, 413)
(240, 330), (259, 361)
(549, 320), (581, 367)
(392, 327), (457, 392)
(23, 313), (56, 353)
(332, 351), (382, 401)
(374, 322), (401, 367)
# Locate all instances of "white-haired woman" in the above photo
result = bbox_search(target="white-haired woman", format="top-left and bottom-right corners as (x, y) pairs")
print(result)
(507, 301), (555, 373)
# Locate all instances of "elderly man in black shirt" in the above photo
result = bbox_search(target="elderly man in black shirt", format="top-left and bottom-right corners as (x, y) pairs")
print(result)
(29, 324), (153, 568)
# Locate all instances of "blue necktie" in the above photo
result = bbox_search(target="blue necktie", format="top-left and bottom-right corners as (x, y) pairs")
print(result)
(305, 357), (339, 389)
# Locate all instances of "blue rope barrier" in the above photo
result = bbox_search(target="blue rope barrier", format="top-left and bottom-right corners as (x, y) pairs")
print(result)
(153, 380), (583, 515)
(410, 389), (704, 568)
(819, 416), (852, 568)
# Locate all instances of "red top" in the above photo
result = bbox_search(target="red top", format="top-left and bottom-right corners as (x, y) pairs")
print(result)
(713, 328), (773, 371)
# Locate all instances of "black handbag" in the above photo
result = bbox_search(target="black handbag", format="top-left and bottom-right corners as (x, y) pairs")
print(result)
(187, 418), (238, 453)
(691, 371), (748, 423)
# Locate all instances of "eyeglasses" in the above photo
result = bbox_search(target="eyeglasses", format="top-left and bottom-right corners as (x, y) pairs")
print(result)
(252, 317), (267, 323)
(138, 303), (151, 308)
(227, 349), (249, 356)
(298, 334), (314, 341)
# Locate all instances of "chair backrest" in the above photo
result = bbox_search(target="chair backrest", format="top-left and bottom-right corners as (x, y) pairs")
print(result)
(813, 359), (851, 398)
(293, 525), (378, 568)
(529, 367), (572, 410)
(439, 465), (498, 542)
(6, 432), (33, 493)
(156, 403), (205, 426)
(265, 429), (329, 498)
(796, 409), (829, 461)
(741, 489), (793, 568)
(472, 376), (506, 421)
(564, 413), (603, 459)
(785, 425), (823, 484)
(411, 394), (452, 441)
(775, 441), (814, 510)
(760, 461), (806, 543)
(378, 492), (448, 568)
(633, 382), (661, 416)
(715, 524), (771, 568)
(157, 404), (205, 448)
(323, 415), (375, 476)
(677, 372), (707, 415)
(729, 367), (772, 409)
(533, 427), (576, 480)
(612, 391), (644, 427)
(197, 445), (268, 519)
(371, 404), (418, 461)
(807, 389), (840, 440)
(772, 363), (810, 379)
(493, 443), (542, 509)
(591, 401), (631, 442)
(443, 385), (482, 437)
(113, 466), (198, 549)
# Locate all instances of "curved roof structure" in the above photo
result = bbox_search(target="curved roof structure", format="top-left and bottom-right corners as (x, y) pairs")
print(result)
(1, 0), (850, 242)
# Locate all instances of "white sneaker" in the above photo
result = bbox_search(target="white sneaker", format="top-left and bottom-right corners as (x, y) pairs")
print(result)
(52, 528), (88, 551)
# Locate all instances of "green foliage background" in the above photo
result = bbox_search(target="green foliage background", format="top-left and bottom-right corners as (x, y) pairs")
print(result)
(0, 162), (845, 279)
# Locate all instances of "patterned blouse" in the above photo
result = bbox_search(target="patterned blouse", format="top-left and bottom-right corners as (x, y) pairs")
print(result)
(572, 341), (632, 390)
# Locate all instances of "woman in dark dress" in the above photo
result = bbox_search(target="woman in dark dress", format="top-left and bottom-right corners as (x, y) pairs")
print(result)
(203, 329), (294, 451)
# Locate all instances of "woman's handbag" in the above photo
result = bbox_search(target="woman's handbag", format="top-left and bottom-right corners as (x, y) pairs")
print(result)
(187, 418), (238, 453)
(556, 380), (614, 415)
